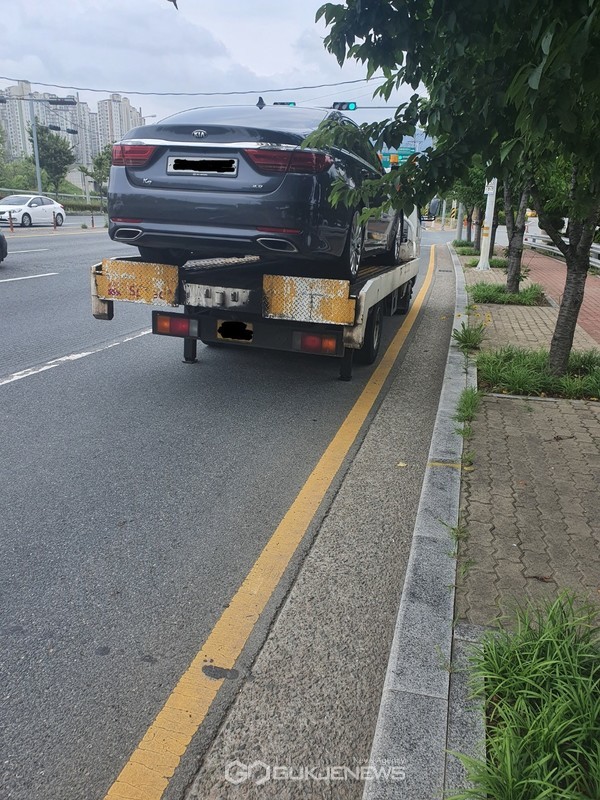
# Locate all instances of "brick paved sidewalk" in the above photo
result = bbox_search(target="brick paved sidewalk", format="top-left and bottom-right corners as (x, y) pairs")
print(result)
(521, 248), (600, 344)
(454, 250), (600, 628)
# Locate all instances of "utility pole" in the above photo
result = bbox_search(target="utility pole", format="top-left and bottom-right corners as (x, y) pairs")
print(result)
(441, 199), (447, 230)
(476, 178), (498, 271)
(28, 97), (43, 194)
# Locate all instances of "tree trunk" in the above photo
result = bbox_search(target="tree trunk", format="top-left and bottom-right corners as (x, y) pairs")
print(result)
(505, 184), (529, 294)
(548, 256), (588, 374)
(532, 183), (600, 375)
(473, 206), (482, 251)
(466, 210), (473, 243)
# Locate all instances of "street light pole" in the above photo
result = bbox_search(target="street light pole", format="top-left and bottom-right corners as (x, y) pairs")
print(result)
(476, 178), (498, 271)
(28, 97), (43, 194)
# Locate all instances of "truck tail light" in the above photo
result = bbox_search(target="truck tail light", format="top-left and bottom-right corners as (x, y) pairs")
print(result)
(112, 144), (157, 166)
(244, 149), (333, 175)
(154, 314), (198, 337)
(292, 332), (338, 355)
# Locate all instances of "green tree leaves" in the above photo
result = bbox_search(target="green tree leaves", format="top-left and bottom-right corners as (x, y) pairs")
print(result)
(28, 124), (74, 197)
(315, 0), (600, 374)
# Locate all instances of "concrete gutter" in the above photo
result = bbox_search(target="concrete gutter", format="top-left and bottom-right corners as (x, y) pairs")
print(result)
(363, 244), (481, 800)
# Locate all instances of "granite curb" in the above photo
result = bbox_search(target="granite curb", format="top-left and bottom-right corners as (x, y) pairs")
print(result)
(363, 245), (482, 800)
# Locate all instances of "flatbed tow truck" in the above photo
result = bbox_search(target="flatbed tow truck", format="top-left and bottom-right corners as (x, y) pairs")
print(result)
(90, 216), (420, 381)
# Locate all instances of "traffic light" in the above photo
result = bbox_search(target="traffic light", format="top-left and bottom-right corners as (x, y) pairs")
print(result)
(47, 125), (61, 131)
(47, 98), (77, 106)
(273, 101), (296, 106)
(332, 102), (357, 111)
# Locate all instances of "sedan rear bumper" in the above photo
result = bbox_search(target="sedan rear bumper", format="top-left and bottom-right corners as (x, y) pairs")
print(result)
(108, 219), (346, 260)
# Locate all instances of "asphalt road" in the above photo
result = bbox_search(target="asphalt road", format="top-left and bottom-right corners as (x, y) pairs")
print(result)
(0, 227), (450, 799)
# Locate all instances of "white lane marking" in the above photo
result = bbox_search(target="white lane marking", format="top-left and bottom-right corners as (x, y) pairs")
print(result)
(0, 329), (152, 386)
(0, 272), (58, 283)
(8, 248), (50, 254)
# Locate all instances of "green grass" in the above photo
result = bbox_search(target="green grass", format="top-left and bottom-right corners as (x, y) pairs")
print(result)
(456, 247), (480, 256)
(452, 322), (486, 352)
(465, 257), (509, 269)
(454, 387), (482, 422)
(469, 282), (546, 306)
(448, 593), (600, 800)
(453, 239), (476, 248)
(477, 346), (600, 398)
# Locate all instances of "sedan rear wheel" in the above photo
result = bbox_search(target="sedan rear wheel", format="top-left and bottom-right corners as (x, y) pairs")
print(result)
(55, 213), (64, 227)
(336, 210), (364, 281)
(21, 213), (32, 228)
(375, 217), (403, 267)
(138, 246), (190, 267)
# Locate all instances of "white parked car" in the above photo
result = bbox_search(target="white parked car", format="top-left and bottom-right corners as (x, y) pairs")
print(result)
(0, 195), (66, 227)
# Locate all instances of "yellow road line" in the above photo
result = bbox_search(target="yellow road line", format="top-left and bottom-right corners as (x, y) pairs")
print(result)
(104, 246), (437, 800)
(428, 461), (474, 472)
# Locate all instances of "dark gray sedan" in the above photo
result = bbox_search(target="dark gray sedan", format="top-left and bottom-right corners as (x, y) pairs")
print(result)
(108, 105), (401, 280)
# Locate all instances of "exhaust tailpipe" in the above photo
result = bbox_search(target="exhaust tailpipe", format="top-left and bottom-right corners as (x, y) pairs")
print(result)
(114, 228), (142, 241)
(256, 237), (298, 253)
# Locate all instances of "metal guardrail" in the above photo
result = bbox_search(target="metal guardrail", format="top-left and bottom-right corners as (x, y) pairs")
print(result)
(0, 187), (103, 203)
(524, 232), (600, 269)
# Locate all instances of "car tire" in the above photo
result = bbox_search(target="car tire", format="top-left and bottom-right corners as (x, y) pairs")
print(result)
(396, 279), (415, 315)
(138, 246), (190, 267)
(55, 214), (64, 227)
(21, 213), (32, 227)
(376, 217), (403, 267)
(355, 302), (383, 364)
(335, 210), (364, 281)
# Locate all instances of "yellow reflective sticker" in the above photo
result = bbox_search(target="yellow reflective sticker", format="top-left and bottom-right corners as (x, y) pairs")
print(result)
(95, 259), (179, 306)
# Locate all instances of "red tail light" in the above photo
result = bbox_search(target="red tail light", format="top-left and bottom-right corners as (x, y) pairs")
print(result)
(288, 151), (333, 173)
(244, 149), (333, 175)
(112, 144), (157, 166)
(244, 149), (291, 173)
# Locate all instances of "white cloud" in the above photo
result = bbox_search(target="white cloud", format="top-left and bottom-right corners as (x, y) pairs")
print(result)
(2, 0), (416, 122)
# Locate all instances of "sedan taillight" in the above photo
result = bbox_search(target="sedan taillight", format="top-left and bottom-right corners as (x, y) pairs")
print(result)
(244, 149), (333, 175)
(288, 151), (334, 174)
(112, 144), (157, 167)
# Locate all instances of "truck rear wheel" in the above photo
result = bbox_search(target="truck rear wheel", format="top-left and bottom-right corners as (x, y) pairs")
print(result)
(396, 279), (415, 315)
(355, 302), (383, 364)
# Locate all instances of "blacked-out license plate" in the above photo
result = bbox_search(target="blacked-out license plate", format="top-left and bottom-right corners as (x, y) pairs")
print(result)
(167, 157), (238, 176)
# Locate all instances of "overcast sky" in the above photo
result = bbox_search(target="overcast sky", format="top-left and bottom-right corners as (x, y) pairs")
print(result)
(2, 0), (415, 125)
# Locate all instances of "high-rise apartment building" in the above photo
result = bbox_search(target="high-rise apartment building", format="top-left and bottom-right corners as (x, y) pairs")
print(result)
(0, 82), (144, 169)
(97, 94), (144, 149)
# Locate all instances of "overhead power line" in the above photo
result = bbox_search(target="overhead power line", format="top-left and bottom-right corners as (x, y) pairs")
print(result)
(0, 75), (384, 97)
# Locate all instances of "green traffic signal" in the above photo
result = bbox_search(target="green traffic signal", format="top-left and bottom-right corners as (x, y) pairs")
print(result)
(273, 101), (296, 106)
(333, 102), (357, 111)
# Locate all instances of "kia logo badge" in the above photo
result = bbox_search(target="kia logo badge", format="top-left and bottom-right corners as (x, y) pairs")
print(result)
(192, 129), (207, 138)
